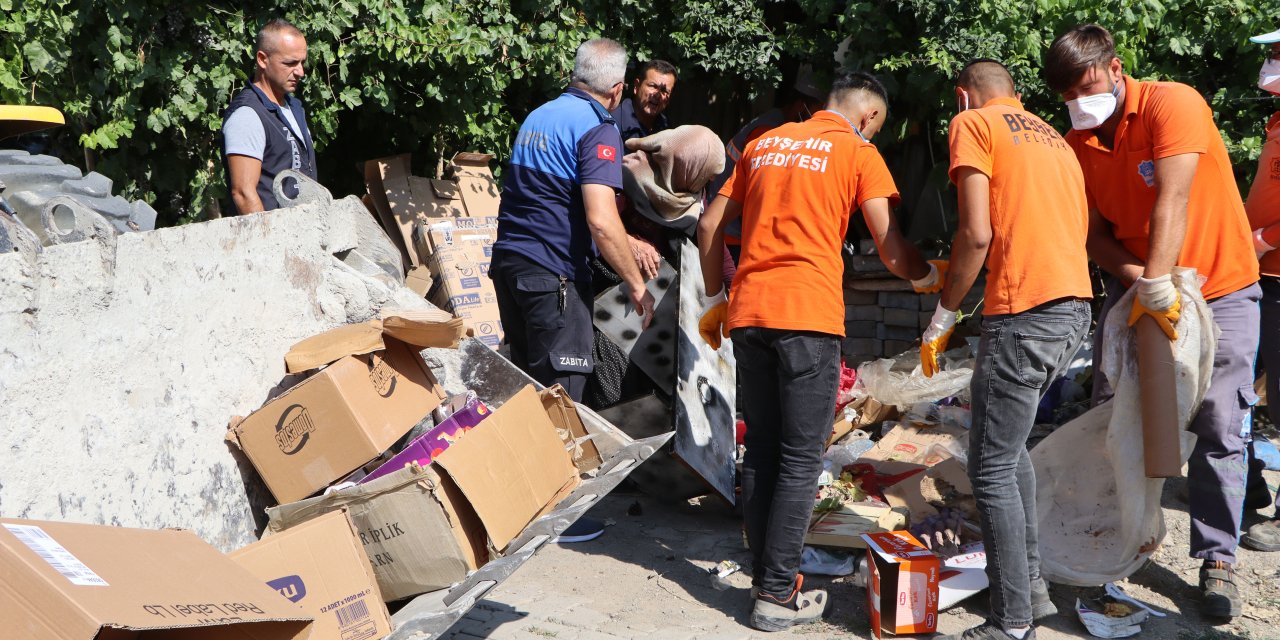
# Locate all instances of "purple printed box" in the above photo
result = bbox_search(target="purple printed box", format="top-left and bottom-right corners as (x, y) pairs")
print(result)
(361, 393), (492, 484)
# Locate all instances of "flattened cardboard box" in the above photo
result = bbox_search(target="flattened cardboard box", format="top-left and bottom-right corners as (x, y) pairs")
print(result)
(231, 510), (392, 640)
(0, 518), (313, 640)
(230, 337), (445, 504)
(266, 385), (579, 601)
(266, 464), (486, 603)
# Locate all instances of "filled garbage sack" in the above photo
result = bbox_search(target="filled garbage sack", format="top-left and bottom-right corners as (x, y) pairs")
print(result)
(621, 125), (724, 229)
(1033, 268), (1215, 586)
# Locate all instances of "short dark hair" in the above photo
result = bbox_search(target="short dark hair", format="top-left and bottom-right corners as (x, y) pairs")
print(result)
(828, 71), (888, 107)
(957, 58), (1015, 94)
(255, 18), (304, 55)
(638, 59), (678, 81)
(1044, 24), (1117, 93)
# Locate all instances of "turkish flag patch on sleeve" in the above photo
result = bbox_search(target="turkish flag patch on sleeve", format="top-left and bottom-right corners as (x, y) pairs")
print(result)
(597, 144), (617, 162)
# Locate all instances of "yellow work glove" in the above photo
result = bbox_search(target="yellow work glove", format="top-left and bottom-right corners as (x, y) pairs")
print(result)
(920, 305), (957, 378)
(698, 290), (729, 350)
(910, 259), (949, 294)
(1127, 274), (1181, 341)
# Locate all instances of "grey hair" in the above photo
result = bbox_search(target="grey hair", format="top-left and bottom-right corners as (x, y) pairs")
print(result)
(570, 38), (627, 95)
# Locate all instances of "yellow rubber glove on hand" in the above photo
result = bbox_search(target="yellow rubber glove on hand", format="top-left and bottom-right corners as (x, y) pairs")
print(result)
(698, 290), (729, 350)
(1127, 274), (1181, 341)
(920, 305), (957, 378)
(910, 259), (949, 294)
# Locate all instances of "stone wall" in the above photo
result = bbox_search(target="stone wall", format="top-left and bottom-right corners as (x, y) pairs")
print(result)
(0, 196), (425, 550)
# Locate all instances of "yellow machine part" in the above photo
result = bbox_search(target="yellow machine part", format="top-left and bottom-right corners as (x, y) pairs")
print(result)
(0, 105), (65, 140)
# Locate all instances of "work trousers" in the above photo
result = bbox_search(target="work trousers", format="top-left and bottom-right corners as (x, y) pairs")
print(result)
(731, 327), (841, 600)
(490, 249), (595, 402)
(1094, 278), (1261, 563)
(969, 298), (1090, 629)
(1257, 276), (1280, 508)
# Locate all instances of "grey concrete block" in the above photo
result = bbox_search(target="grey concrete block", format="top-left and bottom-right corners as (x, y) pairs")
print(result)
(884, 340), (915, 356)
(918, 293), (942, 310)
(845, 320), (878, 337)
(877, 324), (919, 341)
(845, 304), (882, 321)
(843, 289), (879, 305)
(920, 311), (935, 329)
(884, 307), (919, 327)
(879, 291), (920, 309)
(843, 337), (882, 356)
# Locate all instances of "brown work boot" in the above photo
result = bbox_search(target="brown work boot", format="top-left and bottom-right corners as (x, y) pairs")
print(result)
(1242, 516), (1280, 552)
(1199, 560), (1242, 618)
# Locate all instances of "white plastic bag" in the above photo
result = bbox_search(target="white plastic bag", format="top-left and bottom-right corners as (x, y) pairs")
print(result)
(1033, 269), (1215, 586)
(855, 353), (972, 409)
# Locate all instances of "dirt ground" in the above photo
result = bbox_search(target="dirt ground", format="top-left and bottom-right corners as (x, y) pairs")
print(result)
(441, 467), (1280, 640)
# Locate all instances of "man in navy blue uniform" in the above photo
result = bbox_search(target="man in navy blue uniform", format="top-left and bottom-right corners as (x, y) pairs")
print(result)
(492, 38), (656, 402)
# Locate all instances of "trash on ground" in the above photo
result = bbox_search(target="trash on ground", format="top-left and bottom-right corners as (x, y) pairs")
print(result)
(1076, 596), (1150, 638)
(707, 559), (741, 590)
(862, 530), (940, 637)
(854, 354), (973, 410)
(800, 546), (857, 576)
(1103, 582), (1167, 617)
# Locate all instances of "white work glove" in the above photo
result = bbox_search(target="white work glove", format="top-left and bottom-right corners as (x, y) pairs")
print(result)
(919, 305), (957, 378)
(910, 259), (948, 294)
(1128, 274), (1181, 341)
(1255, 228), (1276, 259)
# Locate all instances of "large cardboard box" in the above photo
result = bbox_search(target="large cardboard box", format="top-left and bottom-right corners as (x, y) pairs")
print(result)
(425, 231), (503, 349)
(229, 337), (446, 503)
(231, 511), (392, 640)
(862, 530), (940, 637)
(0, 518), (313, 640)
(266, 385), (580, 601)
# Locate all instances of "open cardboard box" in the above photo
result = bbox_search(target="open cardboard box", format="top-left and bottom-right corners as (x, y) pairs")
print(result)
(231, 510), (392, 640)
(228, 312), (462, 504)
(266, 385), (581, 602)
(0, 518), (313, 640)
(862, 530), (940, 638)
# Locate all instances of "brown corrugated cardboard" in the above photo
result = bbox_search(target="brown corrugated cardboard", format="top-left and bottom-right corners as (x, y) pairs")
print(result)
(410, 176), (468, 219)
(229, 337), (445, 503)
(363, 155), (416, 268)
(380, 308), (468, 349)
(434, 385), (580, 551)
(539, 386), (602, 472)
(405, 266), (432, 297)
(423, 229), (503, 349)
(0, 518), (313, 640)
(285, 321), (386, 374)
(805, 504), (909, 549)
(450, 152), (500, 217)
(266, 464), (487, 602)
(231, 510), (392, 640)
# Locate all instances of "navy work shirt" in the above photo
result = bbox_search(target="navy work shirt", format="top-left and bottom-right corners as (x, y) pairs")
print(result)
(493, 87), (624, 282)
(610, 97), (670, 142)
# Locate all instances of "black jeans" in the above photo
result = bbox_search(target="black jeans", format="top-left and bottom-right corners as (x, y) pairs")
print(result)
(731, 326), (841, 599)
(490, 250), (595, 401)
(969, 298), (1089, 628)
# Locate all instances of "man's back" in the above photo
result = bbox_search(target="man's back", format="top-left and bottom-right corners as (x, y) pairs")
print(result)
(720, 111), (898, 336)
(948, 98), (1092, 315)
(494, 88), (623, 282)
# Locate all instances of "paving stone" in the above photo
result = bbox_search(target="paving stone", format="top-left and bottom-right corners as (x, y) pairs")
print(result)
(884, 340), (914, 356)
(877, 324), (918, 341)
(843, 337), (881, 356)
(920, 310), (935, 329)
(883, 307), (918, 327)
(845, 320), (878, 337)
(917, 292), (942, 311)
(879, 291), (920, 309)
(845, 304), (882, 321)
(843, 289), (879, 305)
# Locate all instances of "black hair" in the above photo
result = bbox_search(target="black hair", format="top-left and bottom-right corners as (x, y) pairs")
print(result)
(828, 71), (888, 107)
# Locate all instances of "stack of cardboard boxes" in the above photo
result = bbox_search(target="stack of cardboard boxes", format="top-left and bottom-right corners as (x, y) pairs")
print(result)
(363, 153), (505, 349)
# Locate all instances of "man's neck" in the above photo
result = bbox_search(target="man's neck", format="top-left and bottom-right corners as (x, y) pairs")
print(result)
(253, 76), (285, 106)
(634, 105), (657, 130)
(570, 82), (611, 109)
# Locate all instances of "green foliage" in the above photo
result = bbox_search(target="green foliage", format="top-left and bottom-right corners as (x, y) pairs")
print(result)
(0, 1), (1275, 225)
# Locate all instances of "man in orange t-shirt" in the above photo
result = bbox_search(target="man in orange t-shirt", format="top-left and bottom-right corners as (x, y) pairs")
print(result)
(1046, 24), (1261, 619)
(695, 71), (942, 632)
(1242, 28), (1280, 553)
(926, 60), (1092, 640)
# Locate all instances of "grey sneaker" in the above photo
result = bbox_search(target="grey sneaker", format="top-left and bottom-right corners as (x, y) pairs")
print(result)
(1199, 560), (1242, 618)
(749, 577), (829, 632)
(1031, 577), (1058, 620)
(1242, 516), (1280, 552)
(938, 621), (1036, 640)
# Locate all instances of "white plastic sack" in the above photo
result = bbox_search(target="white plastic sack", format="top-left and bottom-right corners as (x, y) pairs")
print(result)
(1034, 269), (1216, 586)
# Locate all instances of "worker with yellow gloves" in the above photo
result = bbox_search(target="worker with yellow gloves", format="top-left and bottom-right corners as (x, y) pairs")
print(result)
(695, 71), (939, 633)
(923, 60), (1092, 640)
(1046, 25), (1260, 619)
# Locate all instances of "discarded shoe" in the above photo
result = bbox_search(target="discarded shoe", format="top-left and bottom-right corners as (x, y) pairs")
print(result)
(1242, 516), (1280, 552)
(749, 575), (829, 632)
(554, 516), (605, 543)
(937, 621), (1035, 640)
(1030, 576), (1058, 620)
(1199, 560), (1242, 618)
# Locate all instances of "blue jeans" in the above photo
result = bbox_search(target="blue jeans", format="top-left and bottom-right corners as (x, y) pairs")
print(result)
(969, 298), (1090, 628)
(731, 327), (841, 600)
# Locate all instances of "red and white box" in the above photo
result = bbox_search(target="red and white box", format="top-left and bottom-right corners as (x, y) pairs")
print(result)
(862, 530), (940, 637)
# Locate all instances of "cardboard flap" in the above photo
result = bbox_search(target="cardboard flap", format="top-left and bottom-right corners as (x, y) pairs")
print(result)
(363, 157), (413, 268)
(450, 152), (495, 172)
(434, 385), (578, 550)
(284, 321), (386, 373)
(366, 155), (423, 267)
(430, 179), (461, 200)
(539, 386), (602, 472)
(380, 308), (468, 348)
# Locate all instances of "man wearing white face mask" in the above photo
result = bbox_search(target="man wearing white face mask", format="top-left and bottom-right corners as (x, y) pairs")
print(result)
(1045, 24), (1260, 620)
(1242, 28), (1280, 554)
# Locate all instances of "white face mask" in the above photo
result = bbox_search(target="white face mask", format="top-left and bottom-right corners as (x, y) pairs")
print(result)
(1065, 81), (1120, 130)
(1260, 58), (1280, 94)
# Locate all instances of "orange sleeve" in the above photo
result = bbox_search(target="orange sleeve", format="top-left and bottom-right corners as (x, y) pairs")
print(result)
(1146, 83), (1212, 159)
(947, 111), (993, 181)
(854, 145), (901, 209)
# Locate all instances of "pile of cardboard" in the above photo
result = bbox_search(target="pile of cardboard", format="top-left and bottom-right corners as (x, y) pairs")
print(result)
(363, 153), (504, 348)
